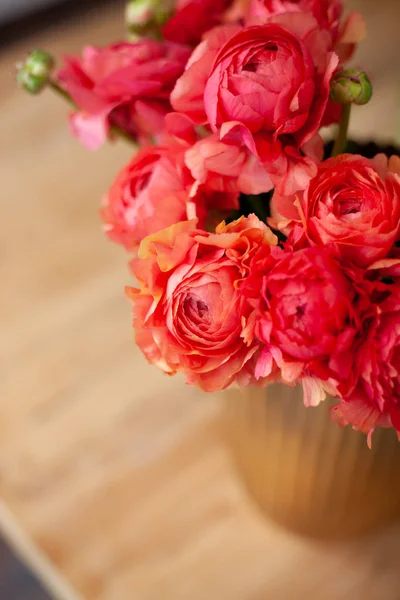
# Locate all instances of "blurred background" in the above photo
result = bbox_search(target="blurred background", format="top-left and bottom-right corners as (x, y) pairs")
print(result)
(0, 1), (400, 599)
(0, 0), (61, 25)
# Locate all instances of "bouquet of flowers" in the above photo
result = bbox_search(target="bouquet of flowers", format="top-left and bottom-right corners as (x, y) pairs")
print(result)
(17, 0), (400, 444)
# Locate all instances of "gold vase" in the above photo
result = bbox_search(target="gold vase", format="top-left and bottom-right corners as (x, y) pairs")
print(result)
(224, 384), (400, 539)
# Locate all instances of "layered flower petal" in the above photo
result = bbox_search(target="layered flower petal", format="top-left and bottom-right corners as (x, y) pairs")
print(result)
(127, 216), (278, 391)
(163, 0), (235, 46)
(277, 154), (400, 267)
(102, 141), (239, 251)
(57, 41), (191, 149)
(203, 19), (339, 195)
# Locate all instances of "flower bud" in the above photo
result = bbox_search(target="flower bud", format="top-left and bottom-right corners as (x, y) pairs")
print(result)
(330, 69), (373, 106)
(16, 49), (55, 95)
(16, 67), (44, 94)
(126, 0), (154, 26)
(26, 49), (54, 76)
(125, 0), (173, 36)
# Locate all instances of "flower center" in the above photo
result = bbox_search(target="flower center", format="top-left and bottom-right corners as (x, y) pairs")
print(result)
(292, 301), (308, 330)
(184, 295), (211, 326)
(134, 172), (151, 194)
(334, 191), (363, 218)
(242, 45), (278, 75)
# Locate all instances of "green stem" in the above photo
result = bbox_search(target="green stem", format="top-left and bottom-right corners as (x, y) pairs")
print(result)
(332, 104), (351, 157)
(48, 79), (136, 145)
(128, 24), (163, 41)
(49, 79), (74, 105)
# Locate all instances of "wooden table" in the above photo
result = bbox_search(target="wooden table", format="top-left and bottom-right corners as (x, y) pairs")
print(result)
(1, 2), (400, 598)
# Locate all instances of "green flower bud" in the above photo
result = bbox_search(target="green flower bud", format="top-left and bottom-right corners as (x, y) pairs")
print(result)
(126, 0), (153, 26)
(16, 66), (46, 94)
(330, 69), (373, 106)
(125, 0), (173, 37)
(16, 49), (55, 95)
(25, 49), (55, 77)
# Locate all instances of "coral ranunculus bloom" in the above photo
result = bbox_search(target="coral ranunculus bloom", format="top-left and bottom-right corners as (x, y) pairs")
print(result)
(184, 132), (274, 195)
(171, 24), (241, 125)
(102, 143), (239, 251)
(302, 154), (400, 267)
(273, 154), (400, 267)
(102, 146), (191, 251)
(127, 216), (278, 391)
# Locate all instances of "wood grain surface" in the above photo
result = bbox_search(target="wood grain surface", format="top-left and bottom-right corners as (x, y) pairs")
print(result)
(1, 2), (400, 599)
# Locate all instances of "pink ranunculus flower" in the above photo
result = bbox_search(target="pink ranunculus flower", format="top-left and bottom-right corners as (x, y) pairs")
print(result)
(273, 154), (400, 268)
(249, 0), (343, 30)
(126, 216), (278, 391)
(185, 132), (273, 195)
(57, 41), (191, 150)
(171, 24), (241, 126)
(162, 0), (234, 46)
(242, 246), (370, 406)
(248, 0), (366, 60)
(102, 142), (239, 251)
(331, 284), (400, 439)
(203, 16), (338, 195)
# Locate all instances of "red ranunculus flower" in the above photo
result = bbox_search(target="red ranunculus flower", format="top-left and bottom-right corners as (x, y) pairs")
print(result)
(248, 0), (366, 61)
(203, 15), (338, 195)
(162, 0), (234, 46)
(126, 216), (277, 391)
(57, 41), (191, 149)
(332, 284), (400, 439)
(242, 246), (372, 406)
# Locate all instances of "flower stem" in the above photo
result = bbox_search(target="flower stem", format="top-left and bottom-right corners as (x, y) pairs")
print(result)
(48, 79), (136, 145)
(48, 79), (73, 105)
(332, 104), (351, 157)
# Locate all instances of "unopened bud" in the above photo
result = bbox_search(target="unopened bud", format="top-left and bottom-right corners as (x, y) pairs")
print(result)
(330, 69), (373, 106)
(26, 49), (54, 76)
(126, 0), (154, 26)
(16, 49), (55, 95)
(125, 0), (173, 36)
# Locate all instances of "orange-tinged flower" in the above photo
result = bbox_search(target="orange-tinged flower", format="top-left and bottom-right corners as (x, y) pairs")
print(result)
(272, 153), (400, 267)
(126, 215), (278, 391)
